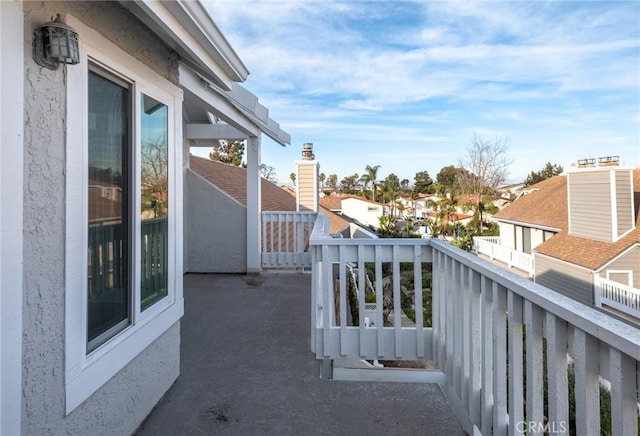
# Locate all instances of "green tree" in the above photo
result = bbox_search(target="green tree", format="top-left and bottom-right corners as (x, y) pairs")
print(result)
(327, 174), (338, 192)
(523, 162), (564, 187)
(209, 139), (245, 166)
(413, 171), (434, 195)
(289, 172), (296, 186)
(380, 173), (401, 215)
(359, 164), (381, 202)
(463, 196), (499, 233)
(340, 173), (359, 194)
(319, 172), (326, 190)
(436, 165), (461, 195)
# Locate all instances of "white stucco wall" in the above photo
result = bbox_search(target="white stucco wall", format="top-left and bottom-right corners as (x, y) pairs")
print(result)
(22, 2), (180, 434)
(185, 169), (248, 272)
(341, 198), (383, 228)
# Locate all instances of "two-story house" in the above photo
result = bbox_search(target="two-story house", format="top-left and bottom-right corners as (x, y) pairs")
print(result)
(482, 166), (640, 319)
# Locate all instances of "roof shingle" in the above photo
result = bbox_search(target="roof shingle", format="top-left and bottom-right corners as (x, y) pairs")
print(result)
(189, 155), (349, 233)
(495, 169), (640, 270)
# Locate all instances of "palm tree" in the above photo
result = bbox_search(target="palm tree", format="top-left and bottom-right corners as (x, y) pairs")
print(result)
(463, 196), (499, 233)
(360, 165), (381, 202)
(319, 172), (326, 190)
(289, 172), (296, 186)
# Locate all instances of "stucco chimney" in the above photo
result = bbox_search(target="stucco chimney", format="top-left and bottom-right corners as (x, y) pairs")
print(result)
(295, 143), (319, 211)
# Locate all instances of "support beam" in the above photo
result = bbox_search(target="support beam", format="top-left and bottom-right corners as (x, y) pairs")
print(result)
(185, 123), (248, 140)
(246, 136), (262, 273)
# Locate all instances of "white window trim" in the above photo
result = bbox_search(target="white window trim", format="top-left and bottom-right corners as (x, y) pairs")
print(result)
(64, 16), (183, 414)
(605, 270), (633, 287)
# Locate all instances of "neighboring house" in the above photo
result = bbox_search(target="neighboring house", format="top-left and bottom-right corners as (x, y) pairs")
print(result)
(341, 197), (386, 228)
(0, 1), (289, 434)
(186, 156), (350, 272)
(489, 166), (640, 315)
(319, 193), (386, 228)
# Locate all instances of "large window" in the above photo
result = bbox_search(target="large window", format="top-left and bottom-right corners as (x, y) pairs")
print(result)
(65, 17), (183, 414)
(87, 68), (131, 350)
(86, 71), (174, 351)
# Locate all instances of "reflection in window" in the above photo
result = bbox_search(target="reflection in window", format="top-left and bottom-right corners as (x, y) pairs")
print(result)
(87, 68), (130, 351)
(140, 94), (168, 310)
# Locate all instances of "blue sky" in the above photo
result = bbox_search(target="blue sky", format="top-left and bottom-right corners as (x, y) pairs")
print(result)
(197, 0), (640, 185)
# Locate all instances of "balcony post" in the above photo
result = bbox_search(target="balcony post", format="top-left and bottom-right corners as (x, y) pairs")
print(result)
(246, 136), (261, 273)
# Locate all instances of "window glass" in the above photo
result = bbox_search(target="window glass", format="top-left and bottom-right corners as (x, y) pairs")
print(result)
(87, 69), (130, 349)
(140, 94), (169, 310)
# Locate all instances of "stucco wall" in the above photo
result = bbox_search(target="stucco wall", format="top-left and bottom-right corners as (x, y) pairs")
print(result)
(22, 2), (180, 434)
(186, 169), (248, 272)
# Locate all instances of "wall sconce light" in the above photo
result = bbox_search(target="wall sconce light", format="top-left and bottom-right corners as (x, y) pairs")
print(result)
(33, 14), (80, 70)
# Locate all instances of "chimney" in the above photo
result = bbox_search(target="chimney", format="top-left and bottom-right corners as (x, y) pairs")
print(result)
(295, 143), (319, 212)
(568, 166), (635, 242)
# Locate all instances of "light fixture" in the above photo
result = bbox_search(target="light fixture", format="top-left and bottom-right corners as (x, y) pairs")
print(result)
(33, 14), (80, 70)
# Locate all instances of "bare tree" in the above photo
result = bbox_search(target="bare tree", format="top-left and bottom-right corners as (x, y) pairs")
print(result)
(458, 133), (511, 198)
(260, 164), (277, 183)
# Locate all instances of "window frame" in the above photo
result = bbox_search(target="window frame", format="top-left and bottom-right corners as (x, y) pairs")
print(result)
(64, 16), (183, 414)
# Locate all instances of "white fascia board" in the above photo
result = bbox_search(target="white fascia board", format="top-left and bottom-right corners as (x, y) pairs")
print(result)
(170, 1), (248, 79)
(123, 0), (246, 90)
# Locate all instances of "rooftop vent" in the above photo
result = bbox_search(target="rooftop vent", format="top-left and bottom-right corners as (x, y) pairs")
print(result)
(575, 155), (619, 169)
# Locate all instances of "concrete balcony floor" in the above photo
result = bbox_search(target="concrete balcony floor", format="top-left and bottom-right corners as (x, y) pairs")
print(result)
(136, 272), (464, 435)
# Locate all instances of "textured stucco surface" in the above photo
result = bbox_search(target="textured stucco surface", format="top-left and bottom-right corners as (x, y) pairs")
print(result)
(186, 170), (248, 273)
(22, 2), (180, 434)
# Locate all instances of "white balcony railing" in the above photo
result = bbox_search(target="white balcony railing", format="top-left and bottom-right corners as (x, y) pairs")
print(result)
(474, 236), (534, 277)
(311, 213), (640, 436)
(595, 276), (640, 319)
(262, 211), (318, 268)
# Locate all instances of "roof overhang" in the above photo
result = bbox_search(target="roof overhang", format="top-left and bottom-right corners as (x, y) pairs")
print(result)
(494, 218), (562, 233)
(181, 64), (290, 146)
(119, 0), (249, 90)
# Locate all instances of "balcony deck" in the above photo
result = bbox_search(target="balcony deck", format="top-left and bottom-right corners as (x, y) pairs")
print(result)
(136, 272), (464, 435)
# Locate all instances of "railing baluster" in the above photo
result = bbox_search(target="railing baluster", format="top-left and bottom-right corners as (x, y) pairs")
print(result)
(609, 348), (638, 436)
(572, 328), (600, 436)
(322, 244), (332, 358)
(375, 245), (384, 357)
(358, 245), (366, 357)
(480, 275), (493, 435)
(507, 291), (524, 433)
(454, 260), (463, 399)
(339, 245), (347, 357)
(393, 245), (402, 358)
(545, 312), (569, 435)
(492, 282), (508, 435)
(468, 269), (482, 428)
(524, 300), (544, 432)
(414, 245), (424, 358)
